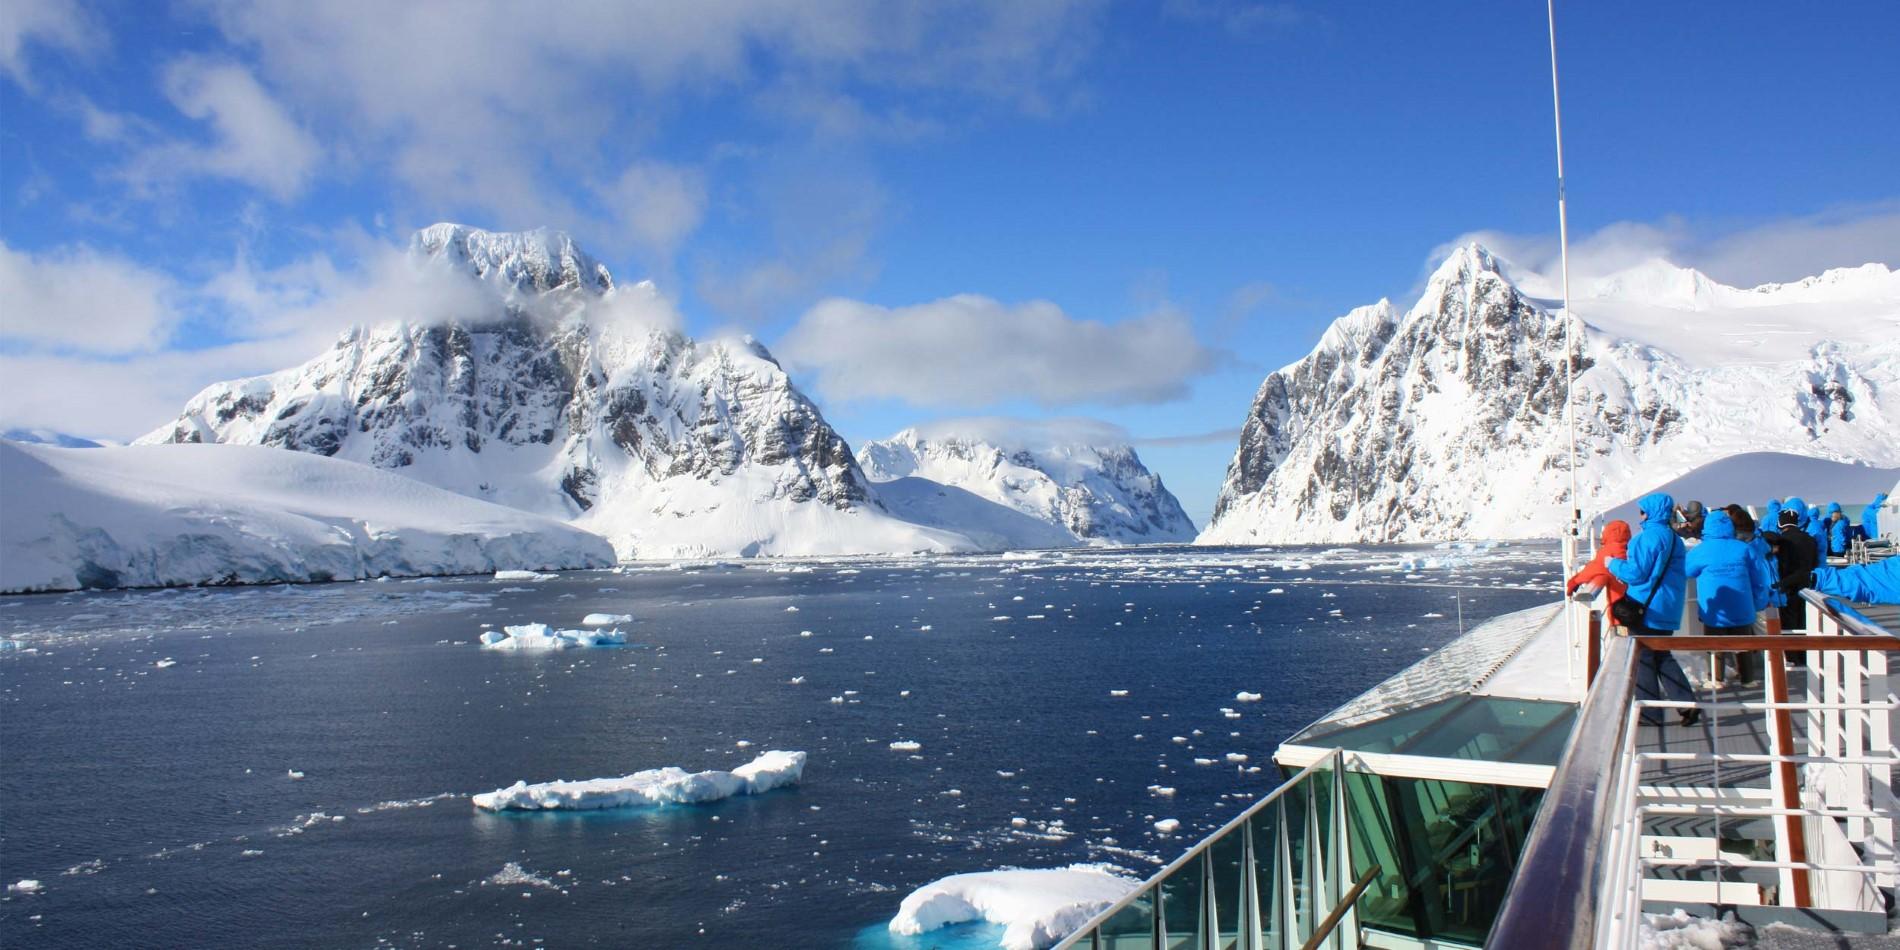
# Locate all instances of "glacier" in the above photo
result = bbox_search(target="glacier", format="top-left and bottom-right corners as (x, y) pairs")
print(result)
(1200, 244), (1899, 544)
(471, 750), (806, 811)
(0, 439), (615, 593)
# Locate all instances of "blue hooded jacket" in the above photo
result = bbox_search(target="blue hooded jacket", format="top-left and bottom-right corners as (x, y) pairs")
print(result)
(1810, 559), (1900, 605)
(1825, 502), (1849, 555)
(1686, 510), (1772, 626)
(1868, 493), (1887, 538)
(1607, 492), (1689, 630)
(1806, 505), (1827, 552)
(1748, 533), (1783, 608)
(1764, 499), (1784, 532)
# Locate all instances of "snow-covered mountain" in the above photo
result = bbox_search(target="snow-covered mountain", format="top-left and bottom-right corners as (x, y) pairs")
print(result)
(139, 224), (970, 560)
(2, 440), (615, 593)
(1200, 244), (1900, 544)
(859, 425), (1196, 547)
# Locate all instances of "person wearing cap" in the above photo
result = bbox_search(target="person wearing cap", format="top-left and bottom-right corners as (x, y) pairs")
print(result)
(1770, 507), (1821, 663)
(1675, 500), (1706, 541)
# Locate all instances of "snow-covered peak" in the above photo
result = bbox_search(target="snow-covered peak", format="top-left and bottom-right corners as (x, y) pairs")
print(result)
(1425, 241), (1507, 290)
(1745, 262), (1897, 301)
(1585, 258), (1727, 310)
(860, 423), (1196, 545)
(410, 223), (613, 296)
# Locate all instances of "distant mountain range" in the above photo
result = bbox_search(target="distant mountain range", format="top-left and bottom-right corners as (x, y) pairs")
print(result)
(132, 225), (1187, 561)
(1198, 244), (1899, 544)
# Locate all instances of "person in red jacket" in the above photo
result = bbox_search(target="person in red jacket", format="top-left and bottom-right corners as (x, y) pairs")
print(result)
(1567, 520), (1633, 608)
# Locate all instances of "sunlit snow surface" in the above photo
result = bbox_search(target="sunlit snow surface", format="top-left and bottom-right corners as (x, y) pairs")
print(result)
(888, 864), (1138, 950)
(1, 543), (1556, 948)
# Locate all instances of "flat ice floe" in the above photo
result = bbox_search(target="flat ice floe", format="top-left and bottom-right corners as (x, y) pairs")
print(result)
(478, 623), (626, 650)
(889, 863), (1138, 950)
(580, 612), (632, 625)
(472, 750), (806, 811)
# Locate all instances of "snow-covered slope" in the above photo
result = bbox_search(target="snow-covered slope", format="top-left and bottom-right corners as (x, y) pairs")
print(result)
(1, 440), (615, 593)
(1201, 245), (1900, 544)
(139, 224), (971, 560)
(859, 425), (1196, 547)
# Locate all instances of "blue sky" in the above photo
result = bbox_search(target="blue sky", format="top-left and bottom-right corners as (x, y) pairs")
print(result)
(2, 0), (1896, 523)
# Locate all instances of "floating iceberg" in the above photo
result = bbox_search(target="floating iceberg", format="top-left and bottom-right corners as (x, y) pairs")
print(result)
(580, 612), (632, 625)
(472, 750), (806, 811)
(889, 864), (1138, 950)
(478, 623), (626, 650)
(493, 570), (556, 582)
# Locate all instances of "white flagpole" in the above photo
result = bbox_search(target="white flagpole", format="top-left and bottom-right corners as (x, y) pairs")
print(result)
(1548, 0), (1582, 575)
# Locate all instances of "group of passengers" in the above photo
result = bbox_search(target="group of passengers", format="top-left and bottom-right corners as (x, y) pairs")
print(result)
(1563, 491), (1897, 727)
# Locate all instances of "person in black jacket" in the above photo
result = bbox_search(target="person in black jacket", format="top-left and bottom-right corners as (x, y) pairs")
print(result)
(1769, 507), (1821, 664)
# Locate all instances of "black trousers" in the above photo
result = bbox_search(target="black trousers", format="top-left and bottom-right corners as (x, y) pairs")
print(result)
(1705, 624), (1758, 684)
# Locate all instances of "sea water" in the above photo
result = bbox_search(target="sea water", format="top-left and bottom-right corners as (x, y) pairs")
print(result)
(0, 544), (1557, 948)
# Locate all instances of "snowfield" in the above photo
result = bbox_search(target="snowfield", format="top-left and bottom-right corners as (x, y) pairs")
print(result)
(0, 440), (615, 593)
(888, 863), (1139, 950)
(471, 750), (806, 811)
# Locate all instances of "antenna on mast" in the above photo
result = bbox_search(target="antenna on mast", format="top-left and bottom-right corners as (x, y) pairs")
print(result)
(1547, 0), (1583, 574)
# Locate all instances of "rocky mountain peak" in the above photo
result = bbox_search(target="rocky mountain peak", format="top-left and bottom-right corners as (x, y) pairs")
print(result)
(410, 223), (613, 296)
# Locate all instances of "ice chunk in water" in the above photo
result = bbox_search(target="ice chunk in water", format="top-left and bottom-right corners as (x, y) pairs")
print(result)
(472, 750), (806, 811)
(478, 623), (626, 650)
(888, 864), (1138, 950)
(581, 613), (632, 625)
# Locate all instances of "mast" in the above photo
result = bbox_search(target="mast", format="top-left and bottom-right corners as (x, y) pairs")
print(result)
(1547, 0), (1582, 570)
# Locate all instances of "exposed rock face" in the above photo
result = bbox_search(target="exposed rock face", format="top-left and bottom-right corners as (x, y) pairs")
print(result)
(859, 428), (1196, 545)
(1200, 244), (1900, 543)
(141, 225), (963, 559)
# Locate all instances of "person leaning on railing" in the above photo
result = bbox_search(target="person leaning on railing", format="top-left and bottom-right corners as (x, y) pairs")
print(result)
(1809, 557), (1900, 605)
(1565, 519), (1630, 608)
(1607, 492), (1699, 726)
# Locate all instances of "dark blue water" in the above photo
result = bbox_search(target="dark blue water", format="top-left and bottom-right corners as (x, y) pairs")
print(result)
(0, 545), (1558, 948)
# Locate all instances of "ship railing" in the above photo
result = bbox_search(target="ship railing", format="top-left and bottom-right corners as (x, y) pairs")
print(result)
(1489, 590), (1899, 949)
(1054, 747), (1376, 950)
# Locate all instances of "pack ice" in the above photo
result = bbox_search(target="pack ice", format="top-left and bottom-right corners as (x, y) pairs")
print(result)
(472, 750), (806, 811)
(0, 440), (616, 593)
(889, 863), (1139, 950)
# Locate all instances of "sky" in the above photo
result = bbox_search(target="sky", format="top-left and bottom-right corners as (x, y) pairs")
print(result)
(1, 0), (1896, 524)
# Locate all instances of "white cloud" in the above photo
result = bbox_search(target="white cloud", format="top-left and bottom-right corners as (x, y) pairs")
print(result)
(194, 0), (1098, 254)
(907, 415), (1132, 450)
(0, 241), (177, 354)
(595, 161), (708, 260)
(777, 293), (1222, 408)
(1438, 201), (1900, 295)
(122, 58), (322, 202)
(0, 0), (101, 91)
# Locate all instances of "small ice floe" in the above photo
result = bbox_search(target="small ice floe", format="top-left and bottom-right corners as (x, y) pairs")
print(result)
(493, 570), (556, 582)
(287, 769), (306, 780)
(735, 740), (753, 749)
(485, 861), (560, 891)
(1193, 758), (1216, 766)
(479, 623), (626, 651)
(1421, 612), (1445, 618)
(785, 606), (800, 613)
(1235, 691), (1263, 703)
(1225, 753), (1248, 763)
(1153, 819), (1181, 834)
(829, 696), (845, 704)
(1010, 817), (1029, 828)
(918, 625), (933, 632)
(992, 616), (1012, 622)
(1148, 785), (1177, 797)
(581, 613), (632, 626)
(472, 750), (806, 811)
(8, 879), (43, 894)
(789, 676), (806, 685)
(889, 740), (922, 752)
(1108, 689), (1130, 698)
(155, 658), (177, 669)
(1267, 588), (1285, 594)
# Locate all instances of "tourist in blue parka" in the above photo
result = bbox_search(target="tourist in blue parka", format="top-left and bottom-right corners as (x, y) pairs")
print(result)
(1688, 509), (1773, 684)
(1810, 558), (1900, 605)
(1868, 493), (1888, 539)
(1608, 492), (1697, 724)
(1825, 502), (1849, 555)
(1764, 499), (1784, 534)
(1806, 506), (1827, 554)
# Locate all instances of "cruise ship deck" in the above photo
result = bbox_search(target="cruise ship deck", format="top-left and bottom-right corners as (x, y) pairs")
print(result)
(1053, 542), (1898, 949)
